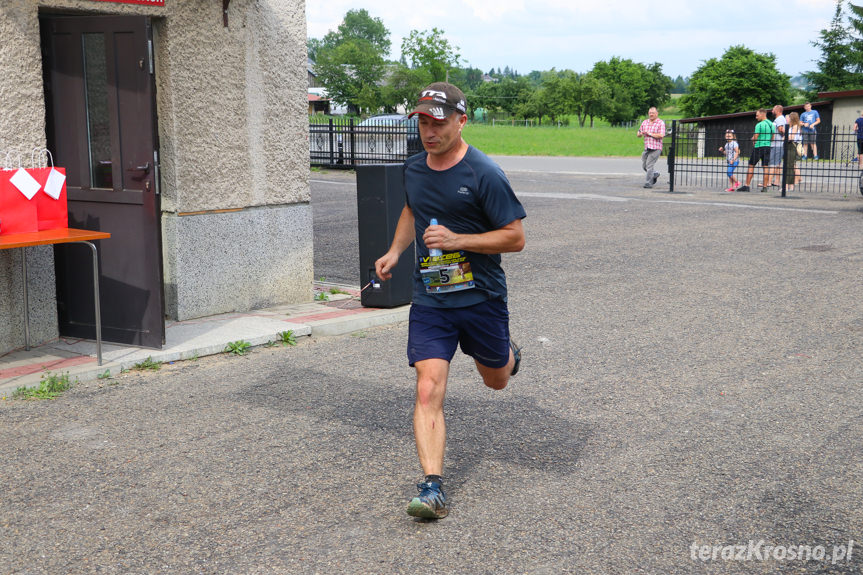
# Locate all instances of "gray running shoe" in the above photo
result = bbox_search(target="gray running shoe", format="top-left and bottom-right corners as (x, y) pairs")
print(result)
(407, 480), (448, 519)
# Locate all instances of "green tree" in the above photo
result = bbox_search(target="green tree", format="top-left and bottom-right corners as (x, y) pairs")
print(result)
(672, 75), (689, 94)
(381, 64), (431, 112)
(401, 28), (460, 82)
(680, 45), (792, 117)
(805, 0), (857, 94)
(448, 67), (485, 91)
(525, 70), (543, 86)
(573, 74), (611, 127)
(307, 38), (324, 61)
(515, 87), (550, 124)
(537, 69), (576, 122)
(472, 76), (534, 117)
(844, 2), (863, 77)
(324, 8), (390, 55)
(589, 57), (672, 124)
(312, 10), (391, 113)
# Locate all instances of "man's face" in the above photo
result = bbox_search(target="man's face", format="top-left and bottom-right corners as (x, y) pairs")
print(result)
(756, 111), (764, 121)
(648, 108), (658, 120)
(804, 103), (812, 112)
(418, 113), (466, 157)
(773, 106), (782, 117)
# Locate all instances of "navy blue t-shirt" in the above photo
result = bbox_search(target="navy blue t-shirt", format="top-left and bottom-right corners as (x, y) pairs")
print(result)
(404, 146), (526, 308)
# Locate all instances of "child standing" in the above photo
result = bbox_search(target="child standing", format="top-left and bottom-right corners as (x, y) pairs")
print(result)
(719, 129), (740, 191)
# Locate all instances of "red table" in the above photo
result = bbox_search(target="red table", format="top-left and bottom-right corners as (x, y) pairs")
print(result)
(0, 228), (111, 365)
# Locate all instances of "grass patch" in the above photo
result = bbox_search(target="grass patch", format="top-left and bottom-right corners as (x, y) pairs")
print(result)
(464, 110), (682, 157)
(278, 330), (297, 346)
(464, 123), (637, 156)
(225, 340), (252, 355)
(132, 357), (162, 371)
(12, 372), (74, 400)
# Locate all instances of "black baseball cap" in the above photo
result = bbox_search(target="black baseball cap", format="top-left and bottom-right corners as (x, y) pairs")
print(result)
(408, 82), (467, 120)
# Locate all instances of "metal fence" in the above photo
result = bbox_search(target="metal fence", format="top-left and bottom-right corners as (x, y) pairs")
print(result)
(309, 117), (422, 168)
(668, 120), (863, 197)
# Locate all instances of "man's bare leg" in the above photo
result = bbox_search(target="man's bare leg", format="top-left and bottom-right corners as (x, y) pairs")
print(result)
(408, 358), (451, 519)
(474, 346), (516, 390)
(413, 358), (449, 476)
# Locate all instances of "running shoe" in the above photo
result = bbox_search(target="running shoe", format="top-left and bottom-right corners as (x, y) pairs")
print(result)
(736, 185), (750, 192)
(510, 339), (522, 376)
(652, 172), (660, 185)
(725, 187), (735, 192)
(407, 480), (448, 519)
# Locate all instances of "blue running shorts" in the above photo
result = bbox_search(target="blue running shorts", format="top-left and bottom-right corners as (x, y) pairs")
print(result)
(408, 300), (511, 368)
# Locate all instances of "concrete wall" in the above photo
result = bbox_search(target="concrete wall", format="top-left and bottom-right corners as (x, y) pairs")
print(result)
(152, 0), (312, 319)
(0, 0), (311, 351)
(0, 0), (58, 352)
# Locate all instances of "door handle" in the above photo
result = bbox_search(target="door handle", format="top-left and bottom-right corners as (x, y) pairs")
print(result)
(126, 161), (151, 174)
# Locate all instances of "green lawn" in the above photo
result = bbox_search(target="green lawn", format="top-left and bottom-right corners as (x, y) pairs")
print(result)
(464, 123), (642, 157)
(464, 110), (682, 157)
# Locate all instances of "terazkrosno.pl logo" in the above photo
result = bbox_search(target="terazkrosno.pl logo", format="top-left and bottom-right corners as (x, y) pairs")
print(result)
(691, 540), (855, 565)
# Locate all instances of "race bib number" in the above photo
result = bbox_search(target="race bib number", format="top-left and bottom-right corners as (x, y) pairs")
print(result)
(419, 251), (475, 294)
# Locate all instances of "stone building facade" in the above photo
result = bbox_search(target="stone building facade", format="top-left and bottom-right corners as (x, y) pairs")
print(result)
(0, 0), (311, 352)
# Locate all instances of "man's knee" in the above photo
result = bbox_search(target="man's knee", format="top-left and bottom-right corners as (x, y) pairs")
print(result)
(416, 374), (446, 408)
(483, 373), (508, 391)
(477, 360), (511, 390)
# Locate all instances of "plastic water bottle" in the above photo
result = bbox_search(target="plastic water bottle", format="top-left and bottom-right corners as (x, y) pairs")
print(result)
(429, 218), (442, 257)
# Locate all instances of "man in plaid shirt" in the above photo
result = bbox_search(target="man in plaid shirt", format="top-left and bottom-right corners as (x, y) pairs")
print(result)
(637, 107), (666, 188)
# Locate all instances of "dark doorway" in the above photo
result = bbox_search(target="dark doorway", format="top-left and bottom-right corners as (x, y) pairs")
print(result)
(41, 14), (164, 348)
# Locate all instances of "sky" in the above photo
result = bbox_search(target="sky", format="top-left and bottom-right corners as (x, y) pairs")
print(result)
(306, 0), (838, 80)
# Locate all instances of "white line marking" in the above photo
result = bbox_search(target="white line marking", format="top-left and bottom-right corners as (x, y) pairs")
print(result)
(311, 179), (355, 186)
(646, 199), (838, 214)
(517, 192), (629, 202)
(509, 170), (638, 176)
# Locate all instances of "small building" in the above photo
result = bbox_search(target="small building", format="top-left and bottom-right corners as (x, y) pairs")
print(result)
(1, 0), (312, 353)
(678, 100), (839, 158)
(819, 89), (863, 131)
(308, 94), (331, 115)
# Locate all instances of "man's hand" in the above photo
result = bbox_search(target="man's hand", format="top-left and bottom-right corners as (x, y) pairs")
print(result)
(423, 222), (459, 253)
(374, 251), (400, 282)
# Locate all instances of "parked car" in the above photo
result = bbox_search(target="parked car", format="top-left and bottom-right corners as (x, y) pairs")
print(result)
(357, 114), (422, 157)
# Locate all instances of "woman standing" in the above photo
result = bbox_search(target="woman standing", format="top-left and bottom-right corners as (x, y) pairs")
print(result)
(784, 112), (802, 191)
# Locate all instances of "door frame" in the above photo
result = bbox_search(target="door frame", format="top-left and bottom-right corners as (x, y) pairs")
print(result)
(40, 12), (165, 348)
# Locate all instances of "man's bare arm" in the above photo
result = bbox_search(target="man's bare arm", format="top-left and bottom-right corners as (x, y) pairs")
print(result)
(374, 205), (415, 281)
(424, 218), (525, 255)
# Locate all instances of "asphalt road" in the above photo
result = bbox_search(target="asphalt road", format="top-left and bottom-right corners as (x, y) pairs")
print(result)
(3, 162), (863, 574)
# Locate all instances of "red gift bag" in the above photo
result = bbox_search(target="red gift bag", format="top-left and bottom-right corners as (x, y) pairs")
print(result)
(30, 166), (68, 231)
(0, 168), (39, 236)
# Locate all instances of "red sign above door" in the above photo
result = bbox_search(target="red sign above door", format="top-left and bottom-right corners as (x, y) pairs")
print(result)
(88, 0), (165, 6)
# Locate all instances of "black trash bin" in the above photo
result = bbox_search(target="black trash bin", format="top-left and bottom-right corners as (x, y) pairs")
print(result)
(356, 164), (414, 308)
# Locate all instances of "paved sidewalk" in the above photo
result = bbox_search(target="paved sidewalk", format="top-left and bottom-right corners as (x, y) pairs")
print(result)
(0, 283), (408, 396)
